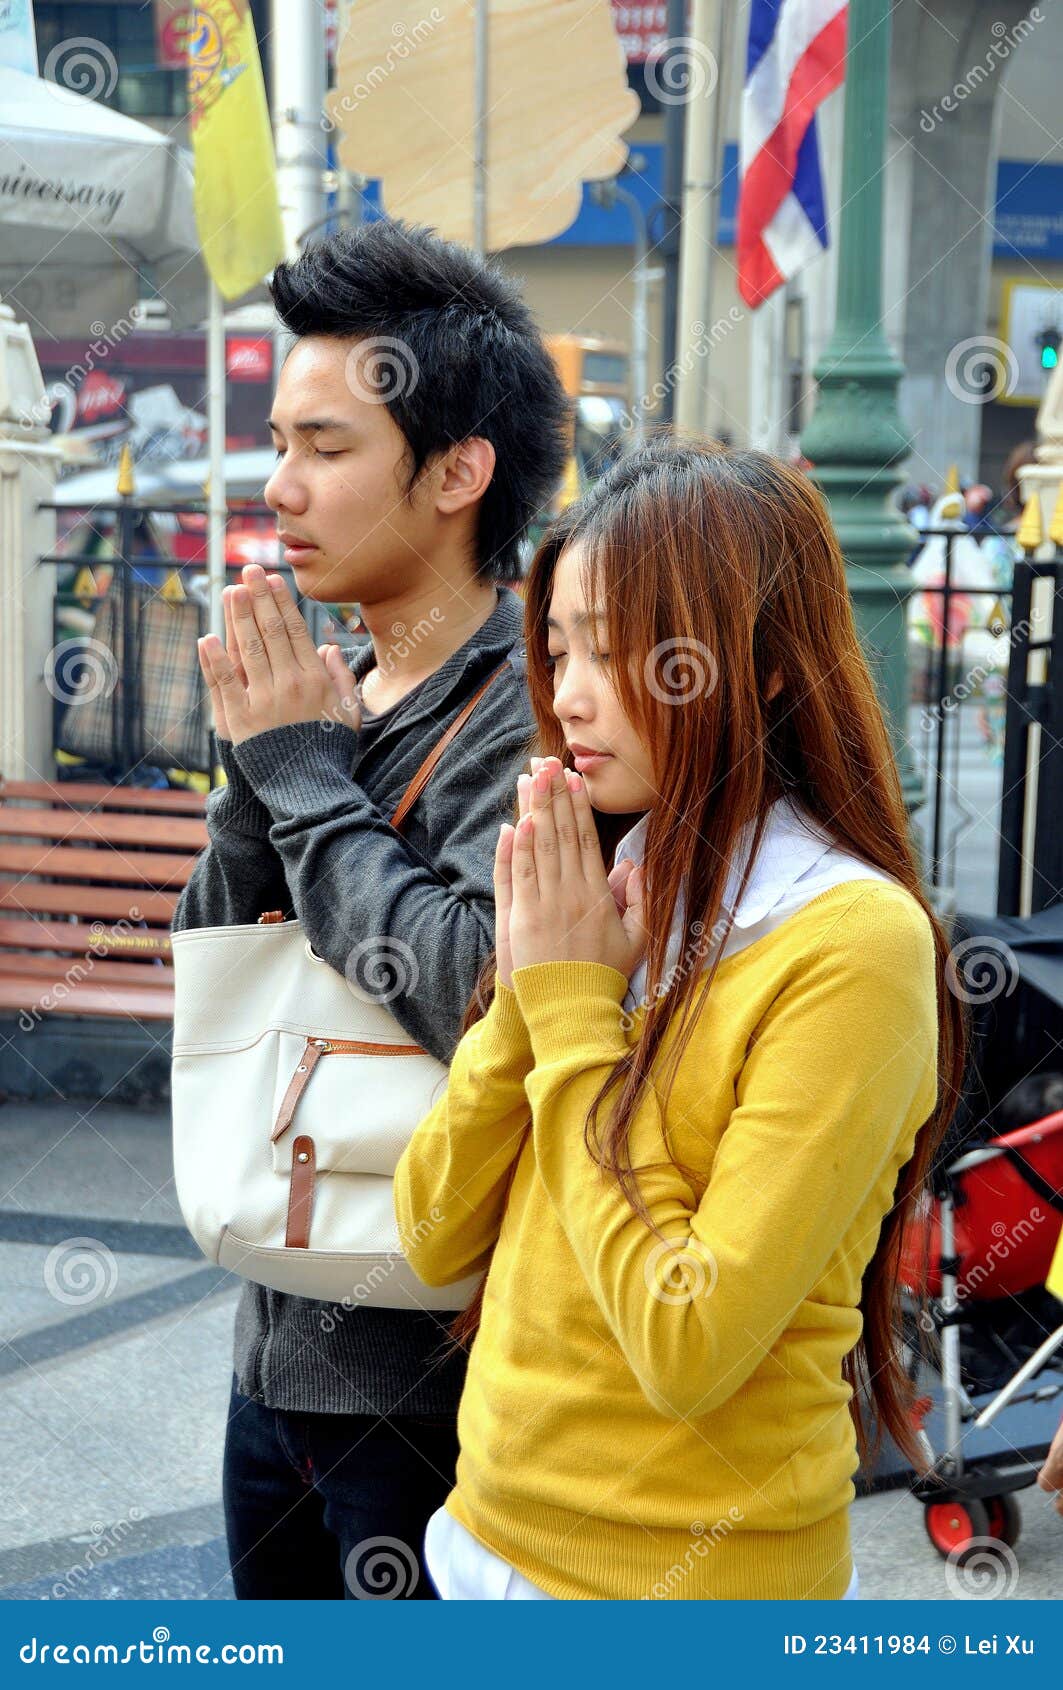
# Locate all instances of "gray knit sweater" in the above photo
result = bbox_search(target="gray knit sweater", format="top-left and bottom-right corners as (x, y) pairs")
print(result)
(172, 586), (532, 1415)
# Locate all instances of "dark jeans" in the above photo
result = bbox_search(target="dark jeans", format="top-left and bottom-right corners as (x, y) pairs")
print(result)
(222, 1377), (459, 1599)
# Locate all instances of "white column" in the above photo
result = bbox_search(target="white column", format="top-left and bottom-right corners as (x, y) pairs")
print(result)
(271, 0), (328, 255)
(0, 299), (62, 781)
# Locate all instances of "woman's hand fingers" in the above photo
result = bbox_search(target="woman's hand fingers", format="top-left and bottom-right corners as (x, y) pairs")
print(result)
(564, 765), (611, 890)
(528, 764), (560, 891)
(620, 861), (649, 969)
(608, 857), (636, 918)
(493, 822), (516, 990)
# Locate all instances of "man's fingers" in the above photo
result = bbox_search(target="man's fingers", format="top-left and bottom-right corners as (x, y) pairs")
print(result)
(320, 643), (362, 731)
(265, 571), (322, 670)
(222, 587), (248, 685)
(197, 639), (230, 739)
(230, 584), (273, 680)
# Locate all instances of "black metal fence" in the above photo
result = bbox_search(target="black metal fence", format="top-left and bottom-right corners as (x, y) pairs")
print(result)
(906, 526), (1061, 917)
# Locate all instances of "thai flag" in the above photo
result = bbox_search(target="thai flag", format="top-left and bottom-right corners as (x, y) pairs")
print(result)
(737, 0), (848, 308)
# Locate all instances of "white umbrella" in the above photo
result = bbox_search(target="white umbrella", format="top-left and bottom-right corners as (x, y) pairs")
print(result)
(0, 66), (197, 267)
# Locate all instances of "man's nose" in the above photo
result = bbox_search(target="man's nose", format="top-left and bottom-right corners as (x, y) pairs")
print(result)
(264, 458), (308, 514)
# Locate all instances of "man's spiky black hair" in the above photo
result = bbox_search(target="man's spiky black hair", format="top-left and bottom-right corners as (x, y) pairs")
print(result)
(269, 218), (570, 581)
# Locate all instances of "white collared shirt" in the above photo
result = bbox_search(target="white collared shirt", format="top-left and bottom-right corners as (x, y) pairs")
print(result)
(613, 796), (895, 1018)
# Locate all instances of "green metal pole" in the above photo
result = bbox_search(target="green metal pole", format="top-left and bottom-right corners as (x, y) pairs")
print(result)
(799, 0), (921, 811)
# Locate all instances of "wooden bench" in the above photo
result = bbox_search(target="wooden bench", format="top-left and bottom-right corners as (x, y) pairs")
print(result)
(0, 779), (208, 1022)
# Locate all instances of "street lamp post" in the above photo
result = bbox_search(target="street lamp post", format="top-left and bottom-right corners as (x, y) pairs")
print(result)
(799, 0), (921, 812)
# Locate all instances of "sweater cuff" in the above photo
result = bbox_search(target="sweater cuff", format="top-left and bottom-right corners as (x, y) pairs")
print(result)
(475, 979), (534, 1071)
(209, 737), (274, 836)
(232, 721), (360, 817)
(511, 960), (630, 1066)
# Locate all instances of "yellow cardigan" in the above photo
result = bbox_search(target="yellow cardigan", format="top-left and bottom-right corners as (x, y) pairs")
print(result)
(394, 881), (939, 1600)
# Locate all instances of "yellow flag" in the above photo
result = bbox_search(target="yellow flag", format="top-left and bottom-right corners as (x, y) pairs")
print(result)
(188, 1), (286, 300)
(1048, 1225), (1063, 1303)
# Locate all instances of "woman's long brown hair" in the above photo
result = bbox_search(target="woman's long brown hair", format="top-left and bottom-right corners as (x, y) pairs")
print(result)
(451, 437), (965, 1473)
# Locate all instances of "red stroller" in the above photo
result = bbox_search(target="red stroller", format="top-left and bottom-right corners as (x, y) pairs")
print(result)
(899, 1106), (1063, 1556)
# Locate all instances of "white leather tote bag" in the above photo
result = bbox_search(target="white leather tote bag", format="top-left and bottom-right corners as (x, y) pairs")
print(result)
(170, 661), (508, 1308)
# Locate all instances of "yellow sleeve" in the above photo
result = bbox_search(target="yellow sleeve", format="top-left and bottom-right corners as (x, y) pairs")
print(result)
(512, 900), (940, 1419)
(393, 982), (533, 1288)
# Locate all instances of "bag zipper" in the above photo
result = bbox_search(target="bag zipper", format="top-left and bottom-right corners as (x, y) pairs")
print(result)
(309, 1037), (427, 1056)
(271, 1034), (427, 1144)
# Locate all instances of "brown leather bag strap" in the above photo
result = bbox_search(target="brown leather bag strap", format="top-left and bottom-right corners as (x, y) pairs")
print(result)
(389, 658), (512, 834)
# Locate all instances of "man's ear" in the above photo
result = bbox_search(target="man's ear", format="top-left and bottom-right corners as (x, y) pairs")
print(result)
(435, 437), (496, 516)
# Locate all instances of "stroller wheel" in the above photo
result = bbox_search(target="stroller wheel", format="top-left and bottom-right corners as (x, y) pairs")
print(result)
(924, 1497), (991, 1559)
(984, 1492), (1022, 1548)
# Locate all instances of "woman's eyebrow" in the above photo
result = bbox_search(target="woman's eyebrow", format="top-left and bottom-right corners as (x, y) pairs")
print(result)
(546, 609), (607, 631)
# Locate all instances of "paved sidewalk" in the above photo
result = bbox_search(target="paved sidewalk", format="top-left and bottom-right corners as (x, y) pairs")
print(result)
(0, 1098), (1059, 1602)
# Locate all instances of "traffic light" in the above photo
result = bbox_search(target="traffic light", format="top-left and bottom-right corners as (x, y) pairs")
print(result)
(1035, 327), (1061, 371)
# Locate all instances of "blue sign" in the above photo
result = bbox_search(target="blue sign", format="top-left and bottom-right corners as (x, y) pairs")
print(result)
(993, 159), (1063, 260)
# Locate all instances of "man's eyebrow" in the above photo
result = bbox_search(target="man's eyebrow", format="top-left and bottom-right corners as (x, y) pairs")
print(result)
(266, 416), (352, 434)
(546, 610), (607, 631)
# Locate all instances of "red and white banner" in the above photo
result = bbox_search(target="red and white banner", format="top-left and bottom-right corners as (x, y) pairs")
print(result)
(610, 3), (669, 64)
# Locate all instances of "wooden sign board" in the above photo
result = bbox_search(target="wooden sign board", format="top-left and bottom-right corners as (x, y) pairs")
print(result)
(326, 0), (639, 250)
